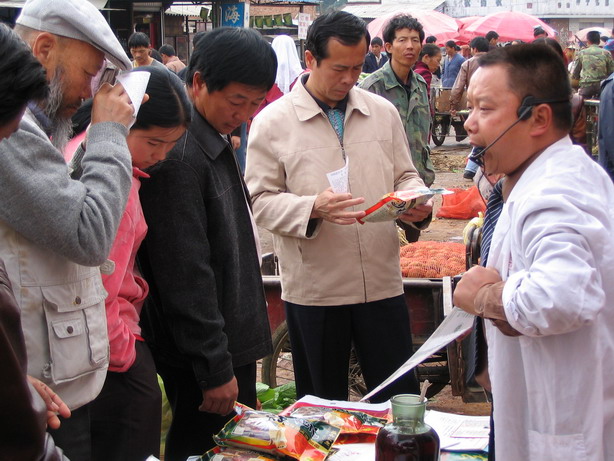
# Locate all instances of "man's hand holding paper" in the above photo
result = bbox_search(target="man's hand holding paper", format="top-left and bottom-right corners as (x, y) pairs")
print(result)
(398, 200), (433, 224)
(453, 265), (502, 316)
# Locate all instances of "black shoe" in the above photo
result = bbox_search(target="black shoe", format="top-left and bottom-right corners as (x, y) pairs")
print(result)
(463, 171), (475, 180)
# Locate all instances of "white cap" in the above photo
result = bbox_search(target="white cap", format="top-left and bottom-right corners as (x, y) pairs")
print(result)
(16, 0), (132, 71)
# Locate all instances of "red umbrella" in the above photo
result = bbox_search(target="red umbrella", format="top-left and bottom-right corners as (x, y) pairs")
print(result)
(455, 16), (481, 45)
(367, 10), (459, 46)
(460, 11), (556, 43)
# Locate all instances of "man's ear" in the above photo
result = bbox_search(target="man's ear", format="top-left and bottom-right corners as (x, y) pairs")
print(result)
(529, 103), (553, 137)
(30, 32), (57, 70)
(192, 71), (207, 97)
(385, 42), (393, 54)
(304, 50), (317, 70)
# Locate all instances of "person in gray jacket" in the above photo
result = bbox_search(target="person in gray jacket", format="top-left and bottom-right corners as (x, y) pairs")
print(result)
(0, 0), (136, 459)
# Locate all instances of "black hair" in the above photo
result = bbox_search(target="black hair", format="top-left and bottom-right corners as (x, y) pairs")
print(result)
(478, 44), (572, 132)
(470, 36), (490, 52)
(371, 37), (383, 47)
(71, 99), (94, 136)
(586, 30), (601, 44)
(445, 40), (456, 48)
(128, 32), (150, 49)
(305, 11), (370, 64)
(159, 44), (176, 57)
(188, 27), (277, 93)
(485, 31), (499, 42)
(425, 35), (437, 43)
(130, 66), (191, 130)
(0, 23), (48, 125)
(532, 37), (564, 60)
(533, 26), (546, 37)
(150, 49), (163, 63)
(420, 43), (442, 59)
(383, 14), (425, 46)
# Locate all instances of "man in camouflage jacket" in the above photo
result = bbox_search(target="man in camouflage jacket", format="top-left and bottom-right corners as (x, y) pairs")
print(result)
(572, 30), (614, 98)
(360, 15), (435, 190)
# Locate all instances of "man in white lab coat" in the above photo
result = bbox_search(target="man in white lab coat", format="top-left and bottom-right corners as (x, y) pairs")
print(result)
(454, 44), (614, 461)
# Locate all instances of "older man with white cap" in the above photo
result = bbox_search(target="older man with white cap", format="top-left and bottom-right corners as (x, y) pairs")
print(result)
(0, 0), (138, 458)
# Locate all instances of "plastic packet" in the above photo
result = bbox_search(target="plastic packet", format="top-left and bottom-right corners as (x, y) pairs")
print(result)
(359, 188), (451, 224)
(284, 405), (386, 436)
(191, 446), (279, 460)
(214, 406), (340, 461)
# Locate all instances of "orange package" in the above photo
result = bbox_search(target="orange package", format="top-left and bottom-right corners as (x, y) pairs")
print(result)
(214, 406), (340, 461)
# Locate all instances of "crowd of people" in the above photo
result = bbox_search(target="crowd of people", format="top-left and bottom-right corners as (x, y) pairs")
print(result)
(1, 0), (614, 460)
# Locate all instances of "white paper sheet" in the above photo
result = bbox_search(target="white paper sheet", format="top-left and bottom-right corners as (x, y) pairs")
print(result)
(116, 71), (151, 128)
(326, 156), (349, 193)
(425, 410), (489, 452)
(361, 307), (475, 401)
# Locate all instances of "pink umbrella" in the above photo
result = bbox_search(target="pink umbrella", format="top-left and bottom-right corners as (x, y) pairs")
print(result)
(460, 11), (556, 43)
(455, 16), (481, 45)
(573, 27), (611, 43)
(367, 10), (459, 46)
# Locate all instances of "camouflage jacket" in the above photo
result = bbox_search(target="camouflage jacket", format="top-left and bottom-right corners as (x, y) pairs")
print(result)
(572, 45), (614, 86)
(360, 61), (435, 186)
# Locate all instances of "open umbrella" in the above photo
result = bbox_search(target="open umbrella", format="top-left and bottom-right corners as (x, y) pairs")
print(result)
(367, 10), (459, 46)
(459, 11), (556, 43)
(573, 27), (611, 44)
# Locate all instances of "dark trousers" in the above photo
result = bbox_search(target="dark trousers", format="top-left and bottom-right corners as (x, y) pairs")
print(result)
(157, 361), (257, 461)
(90, 340), (162, 461)
(49, 403), (91, 461)
(285, 295), (420, 403)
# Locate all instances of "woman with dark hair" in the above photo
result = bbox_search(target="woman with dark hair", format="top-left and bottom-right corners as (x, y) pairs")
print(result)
(0, 23), (47, 140)
(76, 66), (191, 461)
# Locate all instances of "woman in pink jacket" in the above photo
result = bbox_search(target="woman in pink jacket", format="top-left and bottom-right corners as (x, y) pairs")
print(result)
(87, 66), (191, 461)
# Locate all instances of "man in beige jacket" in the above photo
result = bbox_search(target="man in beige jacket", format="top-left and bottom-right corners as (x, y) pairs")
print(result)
(246, 11), (432, 403)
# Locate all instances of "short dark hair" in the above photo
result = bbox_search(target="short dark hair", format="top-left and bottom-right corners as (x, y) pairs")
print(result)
(306, 11), (370, 64)
(188, 27), (277, 93)
(486, 31), (499, 41)
(383, 14), (425, 46)
(445, 40), (456, 48)
(159, 44), (176, 57)
(128, 32), (150, 49)
(478, 44), (572, 132)
(533, 26), (546, 37)
(0, 23), (48, 125)
(425, 35), (437, 43)
(131, 66), (191, 130)
(532, 37), (564, 60)
(371, 37), (383, 47)
(420, 43), (441, 59)
(470, 36), (490, 52)
(586, 30), (601, 44)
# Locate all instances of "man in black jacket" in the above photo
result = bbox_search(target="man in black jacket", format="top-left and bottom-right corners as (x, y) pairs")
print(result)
(138, 27), (276, 461)
(363, 37), (388, 73)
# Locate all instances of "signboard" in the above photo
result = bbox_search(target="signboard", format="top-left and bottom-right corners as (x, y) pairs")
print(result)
(298, 12), (311, 40)
(221, 2), (249, 28)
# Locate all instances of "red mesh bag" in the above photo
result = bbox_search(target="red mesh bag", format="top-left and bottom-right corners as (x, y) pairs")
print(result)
(435, 186), (486, 220)
(400, 241), (465, 278)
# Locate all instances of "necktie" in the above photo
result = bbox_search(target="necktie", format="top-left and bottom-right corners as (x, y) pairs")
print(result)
(465, 178), (505, 388)
(326, 108), (345, 145)
(480, 180), (504, 267)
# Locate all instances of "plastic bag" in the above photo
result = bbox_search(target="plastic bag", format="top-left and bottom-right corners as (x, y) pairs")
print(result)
(284, 405), (386, 435)
(435, 186), (486, 220)
(192, 447), (278, 460)
(214, 407), (340, 461)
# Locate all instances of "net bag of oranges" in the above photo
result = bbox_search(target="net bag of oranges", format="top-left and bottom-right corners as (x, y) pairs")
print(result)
(400, 241), (465, 278)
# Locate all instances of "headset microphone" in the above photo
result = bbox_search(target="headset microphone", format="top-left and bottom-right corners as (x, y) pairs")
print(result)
(468, 95), (570, 168)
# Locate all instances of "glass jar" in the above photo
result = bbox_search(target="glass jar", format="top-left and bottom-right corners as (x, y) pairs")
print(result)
(375, 394), (440, 461)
